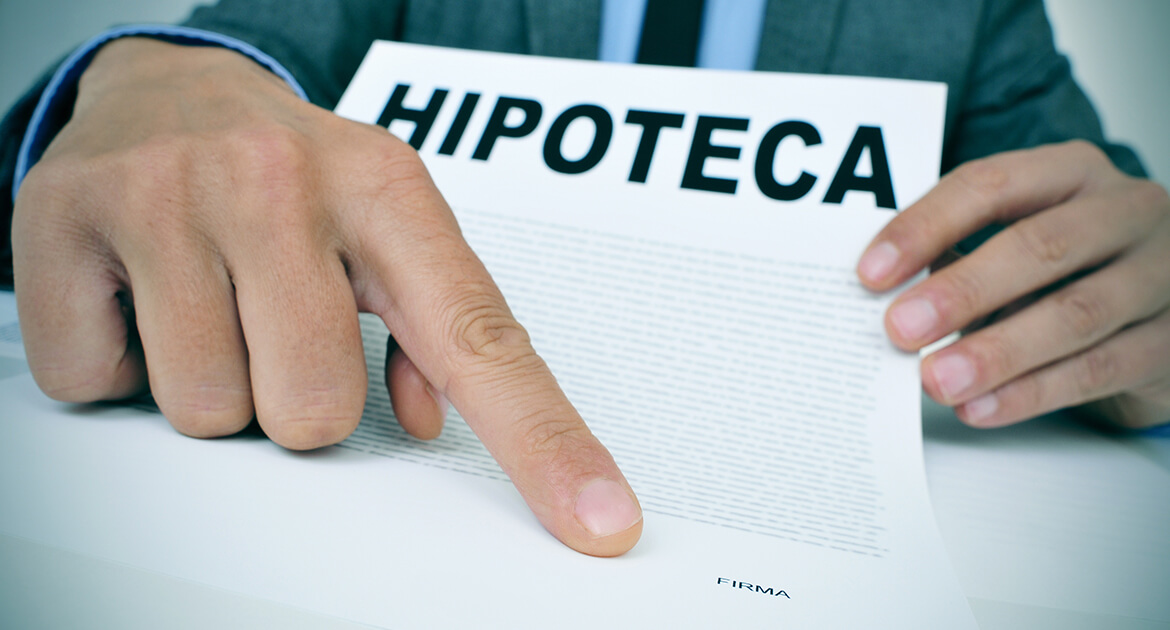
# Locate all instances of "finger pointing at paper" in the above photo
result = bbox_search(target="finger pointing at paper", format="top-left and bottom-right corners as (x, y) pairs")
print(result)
(12, 38), (642, 556)
(858, 141), (1170, 429)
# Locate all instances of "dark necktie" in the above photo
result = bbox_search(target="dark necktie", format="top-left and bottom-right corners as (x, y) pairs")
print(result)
(636, 0), (707, 67)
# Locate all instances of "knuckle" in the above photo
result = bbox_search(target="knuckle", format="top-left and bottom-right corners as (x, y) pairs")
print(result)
(228, 123), (307, 176)
(442, 291), (533, 365)
(372, 138), (427, 176)
(1011, 219), (1071, 267)
(1131, 179), (1170, 217)
(1064, 139), (1106, 165)
(952, 158), (1010, 205)
(881, 209), (935, 252)
(517, 413), (594, 463)
(221, 126), (323, 237)
(1075, 347), (1121, 397)
(990, 375), (1045, 425)
(18, 159), (110, 245)
(361, 141), (436, 200)
(12, 160), (95, 247)
(968, 330), (1016, 383)
(1055, 289), (1112, 340)
(937, 265), (987, 318)
(1017, 376), (1049, 417)
(226, 125), (313, 201)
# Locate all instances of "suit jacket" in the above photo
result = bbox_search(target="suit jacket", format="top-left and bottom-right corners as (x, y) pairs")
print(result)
(0, 0), (1146, 286)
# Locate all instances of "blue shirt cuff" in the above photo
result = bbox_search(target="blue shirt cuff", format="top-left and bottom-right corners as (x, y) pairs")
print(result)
(12, 24), (308, 204)
(1142, 423), (1170, 438)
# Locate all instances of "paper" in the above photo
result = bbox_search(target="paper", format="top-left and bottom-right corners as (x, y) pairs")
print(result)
(0, 43), (975, 628)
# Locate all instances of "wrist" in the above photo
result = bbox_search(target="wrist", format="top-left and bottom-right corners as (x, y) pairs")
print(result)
(79, 38), (296, 108)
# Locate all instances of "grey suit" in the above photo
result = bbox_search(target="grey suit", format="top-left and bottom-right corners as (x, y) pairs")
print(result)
(0, 0), (1146, 285)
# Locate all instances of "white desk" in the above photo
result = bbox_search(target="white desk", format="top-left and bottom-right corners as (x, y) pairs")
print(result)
(922, 399), (1170, 629)
(0, 291), (1167, 629)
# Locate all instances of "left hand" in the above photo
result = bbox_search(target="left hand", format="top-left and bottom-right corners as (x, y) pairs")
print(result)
(856, 140), (1170, 429)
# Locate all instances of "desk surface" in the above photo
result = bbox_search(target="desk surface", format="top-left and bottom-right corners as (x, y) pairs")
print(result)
(922, 398), (1170, 628)
(0, 291), (1167, 629)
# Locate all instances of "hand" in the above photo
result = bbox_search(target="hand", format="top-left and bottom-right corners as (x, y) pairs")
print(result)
(12, 38), (642, 555)
(856, 141), (1170, 429)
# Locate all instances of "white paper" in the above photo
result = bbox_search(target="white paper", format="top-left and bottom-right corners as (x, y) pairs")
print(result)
(0, 44), (975, 628)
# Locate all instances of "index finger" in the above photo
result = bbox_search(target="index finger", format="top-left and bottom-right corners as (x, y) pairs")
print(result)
(351, 163), (643, 557)
(856, 141), (1110, 291)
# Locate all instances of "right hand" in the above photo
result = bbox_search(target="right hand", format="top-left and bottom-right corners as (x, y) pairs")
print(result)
(12, 38), (642, 556)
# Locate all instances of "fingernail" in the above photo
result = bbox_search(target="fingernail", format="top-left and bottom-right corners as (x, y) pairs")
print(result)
(859, 242), (900, 283)
(575, 479), (642, 538)
(962, 393), (998, 426)
(889, 298), (939, 341)
(932, 354), (976, 400)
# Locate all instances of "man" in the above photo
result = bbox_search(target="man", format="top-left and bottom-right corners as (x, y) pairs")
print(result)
(1, 0), (1167, 558)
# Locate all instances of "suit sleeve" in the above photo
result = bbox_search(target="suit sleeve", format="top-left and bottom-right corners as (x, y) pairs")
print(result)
(0, 71), (51, 289)
(182, 0), (407, 109)
(944, 0), (1145, 178)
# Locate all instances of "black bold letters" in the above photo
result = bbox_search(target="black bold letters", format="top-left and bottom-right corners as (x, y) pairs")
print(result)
(682, 116), (749, 194)
(543, 104), (614, 174)
(438, 92), (481, 156)
(377, 83), (448, 150)
(406, 87), (900, 210)
(755, 120), (822, 201)
(625, 110), (686, 183)
(823, 125), (897, 209)
(472, 96), (543, 161)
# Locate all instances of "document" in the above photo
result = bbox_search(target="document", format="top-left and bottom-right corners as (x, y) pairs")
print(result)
(0, 44), (976, 628)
